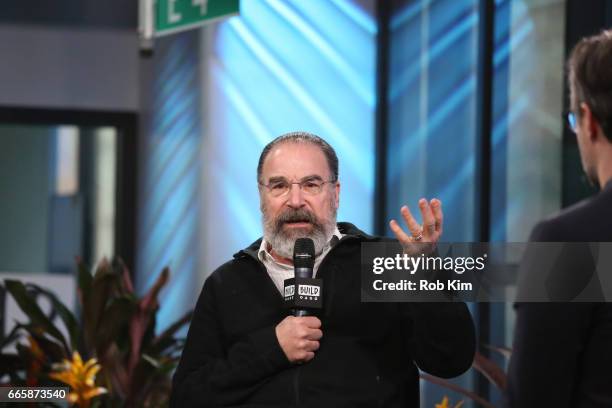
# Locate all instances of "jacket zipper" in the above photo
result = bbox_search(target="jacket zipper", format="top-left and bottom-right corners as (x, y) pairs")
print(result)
(290, 237), (357, 406)
(294, 365), (301, 405)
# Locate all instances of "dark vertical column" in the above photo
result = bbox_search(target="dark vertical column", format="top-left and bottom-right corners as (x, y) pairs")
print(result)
(475, 0), (495, 401)
(79, 130), (95, 267)
(374, 0), (390, 236)
(476, 3), (494, 240)
(114, 118), (139, 273)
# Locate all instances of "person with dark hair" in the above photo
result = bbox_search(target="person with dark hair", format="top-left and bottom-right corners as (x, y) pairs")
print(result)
(170, 131), (476, 407)
(507, 29), (612, 407)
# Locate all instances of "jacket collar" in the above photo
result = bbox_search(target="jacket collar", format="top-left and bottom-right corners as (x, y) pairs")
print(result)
(234, 222), (375, 260)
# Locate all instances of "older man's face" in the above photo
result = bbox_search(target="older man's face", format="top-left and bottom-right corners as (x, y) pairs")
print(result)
(259, 142), (339, 258)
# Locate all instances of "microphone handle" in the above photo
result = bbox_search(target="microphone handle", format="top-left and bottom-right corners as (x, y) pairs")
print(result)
(294, 309), (310, 317)
(295, 266), (313, 279)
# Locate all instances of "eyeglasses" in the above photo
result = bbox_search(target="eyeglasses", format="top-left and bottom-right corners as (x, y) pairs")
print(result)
(259, 177), (336, 197)
(566, 111), (578, 133)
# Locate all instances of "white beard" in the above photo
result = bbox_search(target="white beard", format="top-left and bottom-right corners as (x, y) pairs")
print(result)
(265, 224), (332, 259)
(262, 206), (337, 259)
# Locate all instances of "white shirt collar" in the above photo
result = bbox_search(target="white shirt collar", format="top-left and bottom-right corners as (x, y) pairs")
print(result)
(257, 226), (343, 266)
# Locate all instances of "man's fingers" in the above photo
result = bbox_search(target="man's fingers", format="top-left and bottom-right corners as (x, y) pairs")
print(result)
(390, 204), (423, 244)
(419, 199), (436, 237)
(430, 198), (443, 234)
(305, 328), (323, 340)
(400, 205), (422, 237)
(299, 316), (321, 329)
(302, 340), (320, 352)
(389, 219), (412, 243)
(302, 351), (315, 362)
(297, 327), (322, 340)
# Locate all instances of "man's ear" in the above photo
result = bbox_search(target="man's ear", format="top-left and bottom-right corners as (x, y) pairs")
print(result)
(334, 181), (340, 209)
(580, 102), (601, 142)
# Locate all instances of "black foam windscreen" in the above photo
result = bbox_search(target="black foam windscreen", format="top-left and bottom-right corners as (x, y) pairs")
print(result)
(293, 238), (315, 269)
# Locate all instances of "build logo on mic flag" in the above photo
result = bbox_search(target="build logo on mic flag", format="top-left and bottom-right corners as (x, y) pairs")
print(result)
(298, 284), (320, 299)
(284, 284), (295, 298)
(283, 277), (323, 309)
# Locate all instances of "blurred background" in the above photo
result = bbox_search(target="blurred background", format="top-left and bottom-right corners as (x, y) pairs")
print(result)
(0, 0), (611, 406)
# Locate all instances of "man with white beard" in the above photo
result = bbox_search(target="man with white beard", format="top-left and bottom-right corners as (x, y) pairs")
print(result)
(171, 132), (475, 407)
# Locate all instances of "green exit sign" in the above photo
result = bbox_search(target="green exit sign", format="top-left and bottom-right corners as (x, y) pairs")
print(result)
(155, 0), (239, 36)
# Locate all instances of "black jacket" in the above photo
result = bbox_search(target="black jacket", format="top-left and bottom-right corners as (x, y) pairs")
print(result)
(508, 181), (612, 407)
(171, 223), (476, 407)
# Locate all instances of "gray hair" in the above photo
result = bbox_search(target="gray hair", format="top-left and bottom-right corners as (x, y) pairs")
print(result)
(257, 131), (339, 183)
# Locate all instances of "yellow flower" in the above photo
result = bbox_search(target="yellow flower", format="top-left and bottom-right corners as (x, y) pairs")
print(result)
(50, 351), (107, 408)
(435, 396), (464, 408)
(436, 396), (450, 408)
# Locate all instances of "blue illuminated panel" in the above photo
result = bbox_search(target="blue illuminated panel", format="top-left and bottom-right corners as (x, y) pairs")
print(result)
(387, 0), (478, 242)
(202, 0), (376, 272)
(136, 33), (202, 329)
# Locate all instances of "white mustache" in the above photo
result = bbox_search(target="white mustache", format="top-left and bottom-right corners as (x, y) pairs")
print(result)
(275, 210), (320, 232)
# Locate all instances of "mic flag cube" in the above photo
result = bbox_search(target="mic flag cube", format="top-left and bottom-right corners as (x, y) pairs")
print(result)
(283, 277), (323, 310)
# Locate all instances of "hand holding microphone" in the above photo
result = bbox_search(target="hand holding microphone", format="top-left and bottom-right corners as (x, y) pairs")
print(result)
(276, 315), (322, 363)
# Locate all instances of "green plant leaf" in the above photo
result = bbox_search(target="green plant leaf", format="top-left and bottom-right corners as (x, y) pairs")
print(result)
(77, 259), (93, 300)
(0, 353), (25, 377)
(139, 268), (170, 313)
(27, 328), (67, 363)
(26, 283), (79, 352)
(126, 268), (170, 377)
(141, 353), (160, 369)
(0, 321), (24, 349)
(2, 322), (67, 365)
(147, 311), (192, 356)
(111, 257), (135, 296)
(142, 313), (157, 350)
(4, 280), (69, 353)
(83, 260), (119, 353)
(156, 359), (178, 376)
(99, 343), (130, 397)
(95, 296), (135, 357)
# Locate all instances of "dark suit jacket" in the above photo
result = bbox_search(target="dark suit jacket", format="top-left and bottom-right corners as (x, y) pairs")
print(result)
(507, 181), (612, 408)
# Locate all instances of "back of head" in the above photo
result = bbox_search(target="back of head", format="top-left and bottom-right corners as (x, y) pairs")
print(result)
(568, 29), (612, 141)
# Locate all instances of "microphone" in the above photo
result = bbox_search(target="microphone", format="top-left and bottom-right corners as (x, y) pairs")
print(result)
(294, 238), (315, 280)
(284, 238), (323, 316)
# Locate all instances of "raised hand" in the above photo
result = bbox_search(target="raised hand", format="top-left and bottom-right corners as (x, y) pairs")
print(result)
(389, 198), (443, 255)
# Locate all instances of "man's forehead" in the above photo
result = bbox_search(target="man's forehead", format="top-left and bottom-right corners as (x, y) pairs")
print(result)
(261, 142), (330, 178)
